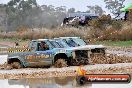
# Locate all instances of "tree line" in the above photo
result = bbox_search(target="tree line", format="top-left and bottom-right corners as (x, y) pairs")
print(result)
(0, 0), (125, 31)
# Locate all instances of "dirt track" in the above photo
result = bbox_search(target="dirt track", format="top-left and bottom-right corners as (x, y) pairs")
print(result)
(0, 46), (132, 79)
(0, 63), (132, 79)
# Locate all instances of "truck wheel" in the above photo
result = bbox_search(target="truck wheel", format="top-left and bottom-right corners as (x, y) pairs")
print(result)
(76, 76), (86, 85)
(5, 64), (13, 70)
(54, 59), (68, 68)
(11, 62), (22, 69)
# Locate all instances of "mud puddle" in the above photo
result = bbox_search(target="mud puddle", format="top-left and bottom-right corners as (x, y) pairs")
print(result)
(0, 76), (131, 88)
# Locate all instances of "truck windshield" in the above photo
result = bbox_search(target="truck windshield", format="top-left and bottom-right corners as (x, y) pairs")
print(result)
(62, 38), (78, 47)
(72, 38), (86, 46)
(62, 38), (86, 47)
(49, 41), (64, 48)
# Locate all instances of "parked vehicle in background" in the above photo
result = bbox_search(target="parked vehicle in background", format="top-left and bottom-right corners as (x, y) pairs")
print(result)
(61, 12), (98, 27)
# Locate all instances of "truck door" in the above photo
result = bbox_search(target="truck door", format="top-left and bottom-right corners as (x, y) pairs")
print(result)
(34, 41), (53, 66)
(25, 41), (40, 66)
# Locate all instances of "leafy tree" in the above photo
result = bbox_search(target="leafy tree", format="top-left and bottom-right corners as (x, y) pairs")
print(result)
(104, 0), (125, 15)
(6, 0), (38, 31)
(5, 0), (68, 30)
(68, 8), (75, 13)
(87, 5), (105, 16)
(76, 11), (81, 13)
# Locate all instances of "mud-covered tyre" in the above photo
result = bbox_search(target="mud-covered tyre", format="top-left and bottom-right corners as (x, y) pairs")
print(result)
(11, 62), (22, 69)
(5, 64), (13, 70)
(76, 76), (86, 85)
(54, 59), (68, 68)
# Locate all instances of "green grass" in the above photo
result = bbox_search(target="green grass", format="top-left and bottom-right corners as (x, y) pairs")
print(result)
(96, 40), (132, 46)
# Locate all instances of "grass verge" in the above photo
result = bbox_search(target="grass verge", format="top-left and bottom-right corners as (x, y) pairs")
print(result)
(96, 40), (132, 47)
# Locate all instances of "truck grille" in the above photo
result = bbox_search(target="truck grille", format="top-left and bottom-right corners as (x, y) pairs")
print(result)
(75, 50), (88, 58)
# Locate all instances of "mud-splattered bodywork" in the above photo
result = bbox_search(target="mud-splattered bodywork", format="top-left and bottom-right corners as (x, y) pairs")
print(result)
(7, 38), (106, 67)
(7, 39), (89, 67)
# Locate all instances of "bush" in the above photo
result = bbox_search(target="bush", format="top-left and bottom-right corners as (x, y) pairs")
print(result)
(111, 20), (122, 30)
(89, 14), (112, 30)
(0, 28), (86, 40)
(97, 27), (132, 41)
(0, 20), (131, 42)
(128, 12), (132, 22)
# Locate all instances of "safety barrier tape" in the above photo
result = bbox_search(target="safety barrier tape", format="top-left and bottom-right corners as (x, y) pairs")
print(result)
(0, 47), (30, 54)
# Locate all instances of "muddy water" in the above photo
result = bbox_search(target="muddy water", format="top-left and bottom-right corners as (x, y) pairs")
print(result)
(0, 76), (131, 88)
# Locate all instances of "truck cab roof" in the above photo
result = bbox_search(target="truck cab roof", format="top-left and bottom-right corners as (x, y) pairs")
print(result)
(58, 37), (80, 39)
(32, 39), (49, 42)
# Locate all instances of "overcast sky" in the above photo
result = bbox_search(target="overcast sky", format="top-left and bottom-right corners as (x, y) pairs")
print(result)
(0, 0), (132, 14)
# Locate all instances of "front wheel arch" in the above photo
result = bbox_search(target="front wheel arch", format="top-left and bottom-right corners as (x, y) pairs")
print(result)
(54, 53), (69, 63)
(54, 53), (70, 67)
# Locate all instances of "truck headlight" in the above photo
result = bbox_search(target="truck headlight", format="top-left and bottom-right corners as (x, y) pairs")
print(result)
(72, 51), (76, 59)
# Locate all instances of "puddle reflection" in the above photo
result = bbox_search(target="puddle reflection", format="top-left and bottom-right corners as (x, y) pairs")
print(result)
(0, 76), (131, 88)
(8, 76), (91, 88)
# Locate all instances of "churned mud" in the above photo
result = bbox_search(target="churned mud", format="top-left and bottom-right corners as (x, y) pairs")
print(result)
(0, 63), (132, 79)
(0, 46), (131, 79)
(91, 54), (132, 64)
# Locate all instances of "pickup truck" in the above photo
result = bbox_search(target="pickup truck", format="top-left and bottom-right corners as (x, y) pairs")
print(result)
(7, 39), (91, 69)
